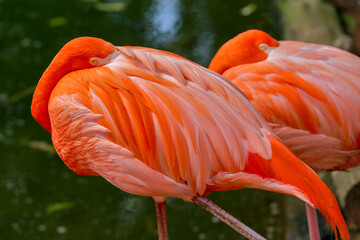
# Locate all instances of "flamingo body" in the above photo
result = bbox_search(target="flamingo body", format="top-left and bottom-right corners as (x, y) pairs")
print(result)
(210, 30), (360, 172)
(32, 37), (349, 239)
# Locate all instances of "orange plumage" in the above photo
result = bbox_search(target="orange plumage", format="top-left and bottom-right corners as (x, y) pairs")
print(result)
(32, 37), (349, 239)
(209, 29), (360, 172)
(209, 29), (360, 239)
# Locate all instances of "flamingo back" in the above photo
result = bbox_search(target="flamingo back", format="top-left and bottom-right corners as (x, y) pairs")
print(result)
(48, 46), (273, 198)
(224, 41), (360, 171)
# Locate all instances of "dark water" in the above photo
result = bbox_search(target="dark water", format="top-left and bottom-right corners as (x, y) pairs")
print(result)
(0, 0), (329, 239)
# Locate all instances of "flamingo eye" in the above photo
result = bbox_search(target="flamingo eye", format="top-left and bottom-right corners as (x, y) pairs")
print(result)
(90, 57), (101, 66)
(258, 43), (268, 51)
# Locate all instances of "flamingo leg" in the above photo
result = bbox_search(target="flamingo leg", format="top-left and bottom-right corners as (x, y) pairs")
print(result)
(306, 203), (321, 240)
(155, 200), (168, 240)
(193, 196), (267, 240)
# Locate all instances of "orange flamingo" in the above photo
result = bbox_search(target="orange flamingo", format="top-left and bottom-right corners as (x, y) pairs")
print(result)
(209, 29), (360, 240)
(31, 37), (349, 240)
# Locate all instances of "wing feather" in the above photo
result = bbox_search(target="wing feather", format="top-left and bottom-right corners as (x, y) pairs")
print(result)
(49, 46), (272, 196)
(224, 41), (360, 148)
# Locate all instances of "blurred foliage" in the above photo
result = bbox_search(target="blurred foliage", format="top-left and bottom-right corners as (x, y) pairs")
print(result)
(94, 2), (127, 12)
(48, 17), (68, 28)
(25, 140), (56, 154)
(341, 13), (358, 31)
(47, 202), (75, 214)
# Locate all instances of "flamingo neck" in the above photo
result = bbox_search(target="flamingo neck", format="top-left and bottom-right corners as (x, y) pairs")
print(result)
(209, 45), (267, 75)
(31, 59), (70, 133)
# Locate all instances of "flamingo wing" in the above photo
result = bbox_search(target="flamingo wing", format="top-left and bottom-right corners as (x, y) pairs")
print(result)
(224, 41), (360, 170)
(48, 46), (272, 199)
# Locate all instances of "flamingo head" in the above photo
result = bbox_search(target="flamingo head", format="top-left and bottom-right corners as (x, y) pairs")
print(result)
(209, 29), (279, 74)
(51, 37), (118, 70)
(31, 37), (118, 133)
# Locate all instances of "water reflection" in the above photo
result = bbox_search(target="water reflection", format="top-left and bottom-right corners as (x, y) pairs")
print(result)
(193, 31), (215, 65)
(0, 0), (326, 239)
(146, 0), (181, 46)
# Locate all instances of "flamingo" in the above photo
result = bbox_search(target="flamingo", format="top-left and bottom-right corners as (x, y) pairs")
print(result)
(31, 37), (350, 240)
(209, 29), (360, 240)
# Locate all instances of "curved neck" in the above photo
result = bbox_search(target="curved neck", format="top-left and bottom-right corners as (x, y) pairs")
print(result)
(208, 51), (232, 75)
(31, 59), (69, 133)
(209, 46), (268, 75)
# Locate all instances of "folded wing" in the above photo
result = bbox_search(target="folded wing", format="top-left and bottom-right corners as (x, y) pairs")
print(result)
(224, 41), (360, 170)
(48, 46), (272, 197)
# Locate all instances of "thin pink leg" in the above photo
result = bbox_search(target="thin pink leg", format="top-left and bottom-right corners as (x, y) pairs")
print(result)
(306, 203), (320, 240)
(194, 196), (266, 240)
(155, 200), (168, 240)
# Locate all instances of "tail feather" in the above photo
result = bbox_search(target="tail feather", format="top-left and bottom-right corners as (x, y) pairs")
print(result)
(212, 135), (349, 240)
(252, 136), (349, 240)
